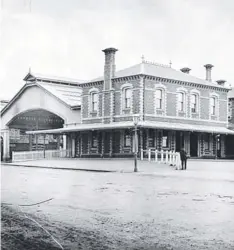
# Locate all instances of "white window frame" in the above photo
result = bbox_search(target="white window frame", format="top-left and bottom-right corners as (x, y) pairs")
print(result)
(190, 89), (200, 118)
(154, 84), (166, 115)
(209, 93), (219, 119)
(89, 88), (99, 115)
(178, 92), (185, 112)
(121, 83), (133, 114)
(176, 87), (188, 117)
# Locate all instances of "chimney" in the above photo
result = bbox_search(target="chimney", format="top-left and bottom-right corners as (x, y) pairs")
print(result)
(102, 47), (118, 90)
(204, 64), (214, 82)
(216, 79), (226, 86)
(180, 67), (191, 74)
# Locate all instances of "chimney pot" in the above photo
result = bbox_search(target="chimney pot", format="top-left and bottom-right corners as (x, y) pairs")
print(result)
(216, 79), (226, 86)
(204, 64), (214, 82)
(180, 67), (191, 74)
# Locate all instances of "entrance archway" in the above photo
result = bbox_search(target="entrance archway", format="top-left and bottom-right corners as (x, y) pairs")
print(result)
(7, 109), (64, 154)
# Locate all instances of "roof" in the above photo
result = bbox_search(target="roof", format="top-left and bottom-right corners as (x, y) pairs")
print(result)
(26, 120), (234, 135)
(1, 81), (82, 115)
(91, 61), (229, 89)
(38, 81), (82, 107)
(24, 72), (87, 85)
(228, 87), (234, 98)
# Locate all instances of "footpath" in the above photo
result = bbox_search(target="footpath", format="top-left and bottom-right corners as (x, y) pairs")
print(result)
(1, 158), (234, 182)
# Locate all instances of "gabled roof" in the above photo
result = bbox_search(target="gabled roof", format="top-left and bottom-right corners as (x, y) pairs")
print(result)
(91, 61), (229, 89)
(1, 80), (82, 115)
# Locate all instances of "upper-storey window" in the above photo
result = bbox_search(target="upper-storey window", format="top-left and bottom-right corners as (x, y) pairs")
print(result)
(121, 83), (133, 114)
(156, 89), (163, 109)
(91, 92), (98, 112)
(210, 96), (216, 115)
(124, 88), (131, 109)
(191, 94), (198, 113)
(178, 92), (185, 112)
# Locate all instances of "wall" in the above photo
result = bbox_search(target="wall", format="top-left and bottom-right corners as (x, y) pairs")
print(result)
(1, 85), (81, 129)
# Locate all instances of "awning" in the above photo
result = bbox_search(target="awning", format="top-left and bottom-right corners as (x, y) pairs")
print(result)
(26, 121), (135, 134)
(140, 121), (234, 134)
(26, 120), (234, 135)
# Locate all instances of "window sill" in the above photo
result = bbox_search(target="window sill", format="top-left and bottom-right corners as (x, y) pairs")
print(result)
(122, 108), (131, 111)
(89, 111), (98, 115)
(156, 108), (164, 111)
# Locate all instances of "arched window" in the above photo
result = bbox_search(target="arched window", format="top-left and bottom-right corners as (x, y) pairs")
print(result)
(123, 88), (131, 109)
(178, 92), (185, 112)
(210, 96), (216, 115)
(90, 92), (98, 112)
(156, 89), (163, 109)
(191, 94), (198, 113)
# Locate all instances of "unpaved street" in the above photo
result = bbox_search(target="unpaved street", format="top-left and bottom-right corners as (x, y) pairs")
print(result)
(1, 161), (234, 249)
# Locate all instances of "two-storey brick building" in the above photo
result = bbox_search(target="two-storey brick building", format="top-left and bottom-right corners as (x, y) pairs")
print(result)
(226, 88), (234, 158)
(24, 47), (234, 159)
(2, 47), (234, 160)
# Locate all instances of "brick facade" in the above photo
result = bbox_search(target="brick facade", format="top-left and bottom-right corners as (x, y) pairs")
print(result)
(67, 48), (232, 159)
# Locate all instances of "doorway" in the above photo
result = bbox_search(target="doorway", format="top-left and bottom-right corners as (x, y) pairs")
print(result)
(190, 132), (198, 157)
(176, 131), (184, 152)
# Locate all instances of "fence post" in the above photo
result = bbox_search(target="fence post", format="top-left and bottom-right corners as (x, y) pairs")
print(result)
(161, 150), (163, 163)
(141, 149), (143, 160)
(155, 149), (158, 162)
(148, 148), (151, 161)
(165, 150), (168, 164)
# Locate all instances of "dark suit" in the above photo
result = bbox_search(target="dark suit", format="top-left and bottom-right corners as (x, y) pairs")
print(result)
(180, 150), (187, 170)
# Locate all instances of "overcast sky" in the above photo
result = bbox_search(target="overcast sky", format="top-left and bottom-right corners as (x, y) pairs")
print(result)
(0, 0), (233, 100)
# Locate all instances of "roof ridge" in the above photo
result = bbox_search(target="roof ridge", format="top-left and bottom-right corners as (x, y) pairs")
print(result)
(143, 60), (171, 68)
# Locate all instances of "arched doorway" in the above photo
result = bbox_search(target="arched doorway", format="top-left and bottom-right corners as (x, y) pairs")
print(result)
(7, 109), (64, 153)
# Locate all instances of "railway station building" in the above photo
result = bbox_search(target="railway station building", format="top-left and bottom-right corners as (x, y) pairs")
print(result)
(1, 48), (234, 161)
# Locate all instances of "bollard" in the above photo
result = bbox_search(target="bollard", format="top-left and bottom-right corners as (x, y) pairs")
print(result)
(161, 150), (163, 163)
(168, 151), (172, 165)
(141, 149), (143, 160)
(155, 150), (158, 162)
(148, 148), (151, 161)
(165, 150), (168, 164)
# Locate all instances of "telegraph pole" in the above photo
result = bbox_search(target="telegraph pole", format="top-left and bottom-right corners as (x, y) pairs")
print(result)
(133, 116), (139, 172)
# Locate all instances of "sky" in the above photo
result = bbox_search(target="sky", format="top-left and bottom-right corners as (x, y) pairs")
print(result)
(0, 0), (234, 100)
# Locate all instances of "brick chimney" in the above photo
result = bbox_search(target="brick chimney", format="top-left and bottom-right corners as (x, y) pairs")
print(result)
(102, 47), (118, 90)
(216, 79), (226, 86)
(204, 64), (214, 82)
(180, 67), (191, 74)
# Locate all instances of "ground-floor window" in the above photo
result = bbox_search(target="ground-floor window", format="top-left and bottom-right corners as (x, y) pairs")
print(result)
(148, 129), (155, 148)
(162, 131), (169, 148)
(124, 130), (131, 147)
(91, 131), (98, 148)
(203, 133), (210, 150)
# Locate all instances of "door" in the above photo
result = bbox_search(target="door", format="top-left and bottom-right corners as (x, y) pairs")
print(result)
(190, 132), (198, 157)
(176, 131), (184, 152)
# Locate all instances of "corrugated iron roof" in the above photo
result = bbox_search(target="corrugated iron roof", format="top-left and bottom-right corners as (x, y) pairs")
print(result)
(24, 72), (87, 85)
(26, 120), (234, 135)
(91, 62), (229, 89)
(38, 81), (82, 107)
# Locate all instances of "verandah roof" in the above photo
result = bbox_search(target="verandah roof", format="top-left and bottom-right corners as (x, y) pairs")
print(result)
(26, 121), (234, 135)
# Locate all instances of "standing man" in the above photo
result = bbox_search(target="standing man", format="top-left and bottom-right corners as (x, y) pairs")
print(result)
(180, 148), (187, 170)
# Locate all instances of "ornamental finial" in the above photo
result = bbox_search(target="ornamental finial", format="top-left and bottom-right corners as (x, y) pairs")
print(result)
(141, 55), (145, 63)
(169, 60), (172, 68)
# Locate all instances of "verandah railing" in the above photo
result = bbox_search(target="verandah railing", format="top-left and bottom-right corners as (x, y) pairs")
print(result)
(140, 149), (181, 169)
(12, 149), (71, 162)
